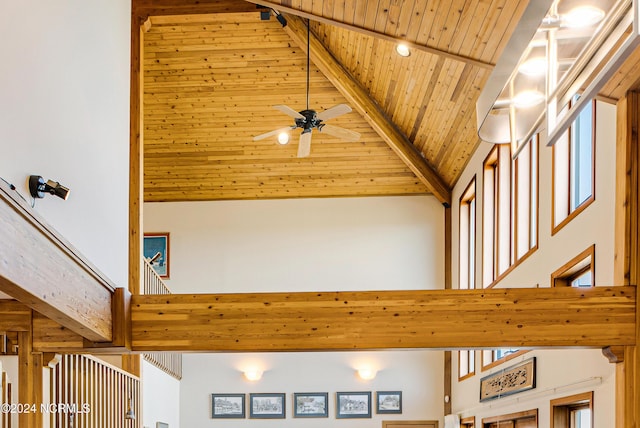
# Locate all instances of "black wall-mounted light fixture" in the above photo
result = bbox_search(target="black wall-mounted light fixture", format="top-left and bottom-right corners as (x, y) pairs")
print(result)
(29, 175), (70, 200)
(256, 5), (287, 27)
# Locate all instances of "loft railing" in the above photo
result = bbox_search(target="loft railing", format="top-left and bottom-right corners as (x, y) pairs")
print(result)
(1, 366), (11, 428)
(141, 259), (183, 380)
(47, 354), (140, 428)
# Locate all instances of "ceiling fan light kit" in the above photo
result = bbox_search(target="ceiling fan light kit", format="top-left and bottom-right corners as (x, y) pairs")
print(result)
(253, 18), (360, 157)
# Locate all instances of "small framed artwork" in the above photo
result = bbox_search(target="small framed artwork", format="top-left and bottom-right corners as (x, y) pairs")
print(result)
(376, 391), (402, 414)
(293, 392), (329, 418)
(156, 423), (169, 428)
(211, 393), (245, 418)
(250, 393), (286, 419)
(336, 391), (372, 419)
(144, 232), (170, 279)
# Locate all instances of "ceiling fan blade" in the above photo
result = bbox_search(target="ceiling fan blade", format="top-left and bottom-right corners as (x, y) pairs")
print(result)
(319, 124), (361, 142)
(253, 126), (294, 141)
(273, 105), (305, 120)
(297, 131), (312, 158)
(317, 104), (352, 121)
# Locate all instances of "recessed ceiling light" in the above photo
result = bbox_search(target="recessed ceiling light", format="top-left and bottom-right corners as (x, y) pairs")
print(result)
(277, 132), (290, 145)
(512, 90), (545, 108)
(396, 43), (411, 57)
(518, 57), (547, 77)
(563, 6), (605, 28)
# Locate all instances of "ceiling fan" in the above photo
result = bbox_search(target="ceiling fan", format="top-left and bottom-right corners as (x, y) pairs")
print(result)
(253, 19), (360, 158)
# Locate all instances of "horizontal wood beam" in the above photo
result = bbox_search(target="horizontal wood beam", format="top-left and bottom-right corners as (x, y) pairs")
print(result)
(131, 286), (636, 352)
(283, 15), (452, 206)
(246, 0), (494, 70)
(133, 0), (257, 21)
(0, 180), (115, 343)
(0, 300), (31, 332)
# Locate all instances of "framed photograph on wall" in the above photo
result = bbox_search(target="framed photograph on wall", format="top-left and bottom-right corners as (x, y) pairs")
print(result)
(336, 392), (371, 418)
(376, 391), (402, 414)
(211, 393), (245, 418)
(293, 392), (329, 418)
(143, 232), (170, 278)
(250, 393), (286, 419)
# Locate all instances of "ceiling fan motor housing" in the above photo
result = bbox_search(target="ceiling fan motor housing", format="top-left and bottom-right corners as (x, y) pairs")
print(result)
(296, 109), (322, 131)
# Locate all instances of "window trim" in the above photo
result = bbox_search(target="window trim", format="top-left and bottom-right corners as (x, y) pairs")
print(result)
(551, 245), (595, 288)
(461, 416), (475, 428)
(550, 391), (593, 428)
(482, 139), (539, 289)
(482, 408), (538, 427)
(481, 349), (529, 372)
(458, 350), (475, 381)
(459, 177), (477, 291)
(552, 100), (596, 236)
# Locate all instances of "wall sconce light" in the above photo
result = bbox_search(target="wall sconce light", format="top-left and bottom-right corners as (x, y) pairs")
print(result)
(125, 398), (135, 420)
(244, 369), (263, 381)
(29, 175), (70, 200)
(357, 367), (377, 380)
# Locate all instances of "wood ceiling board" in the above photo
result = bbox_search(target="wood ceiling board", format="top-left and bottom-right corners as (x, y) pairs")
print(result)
(283, 14), (451, 204)
(142, 0), (531, 202)
(143, 12), (428, 202)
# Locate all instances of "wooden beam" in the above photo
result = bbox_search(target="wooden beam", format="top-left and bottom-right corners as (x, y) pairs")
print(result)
(0, 300), (31, 332)
(0, 180), (115, 343)
(133, 0), (256, 20)
(245, 0), (494, 70)
(282, 15), (452, 206)
(131, 286), (636, 352)
(18, 331), (43, 427)
(32, 312), (84, 353)
(614, 91), (640, 428)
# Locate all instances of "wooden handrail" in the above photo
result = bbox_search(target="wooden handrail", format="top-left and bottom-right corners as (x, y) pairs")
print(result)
(142, 258), (182, 379)
(47, 354), (140, 428)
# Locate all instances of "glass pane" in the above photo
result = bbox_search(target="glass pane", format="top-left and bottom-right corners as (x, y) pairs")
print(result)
(460, 203), (470, 290)
(483, 168), (495, 287)
(460, 351), (469, 377)
(469, 198), (476, 289)
(570, 102), (593, 211)
(571, 408), (591, 428)
(570, 270), (592, 287)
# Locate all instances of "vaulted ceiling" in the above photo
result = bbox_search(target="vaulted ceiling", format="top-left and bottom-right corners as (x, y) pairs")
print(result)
(143, 0), (636, 204)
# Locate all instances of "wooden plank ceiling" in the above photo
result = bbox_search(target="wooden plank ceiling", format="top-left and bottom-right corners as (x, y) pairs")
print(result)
(142, 0), (529, 202)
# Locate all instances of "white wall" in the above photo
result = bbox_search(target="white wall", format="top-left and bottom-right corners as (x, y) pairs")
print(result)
(144, 195), (446, 427)
(449, 101), (618, 424)
(181, 351), (443, 428)
(142, 360), (181, 428)
(144, 195), (445, 293)
(0, 0), (130, 288)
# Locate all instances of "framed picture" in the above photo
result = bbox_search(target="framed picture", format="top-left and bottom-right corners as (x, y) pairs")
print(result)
(336, 392), (372, 418)
(211, 393), (245, 418)
(293, 392), (329, 418)
(156, 423), (169, 428)
(144, 232), (170, 278)
(376, 391), (402, 414)
(480, 357), (536, 402)
(249, 393), (286, 419)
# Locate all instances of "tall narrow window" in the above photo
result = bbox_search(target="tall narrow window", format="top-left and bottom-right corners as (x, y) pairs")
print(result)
(482, 138), (538, 288)
(458, 178), (476, 380)
(553, 100), (595, 234)
(459, 178), (476, 291)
